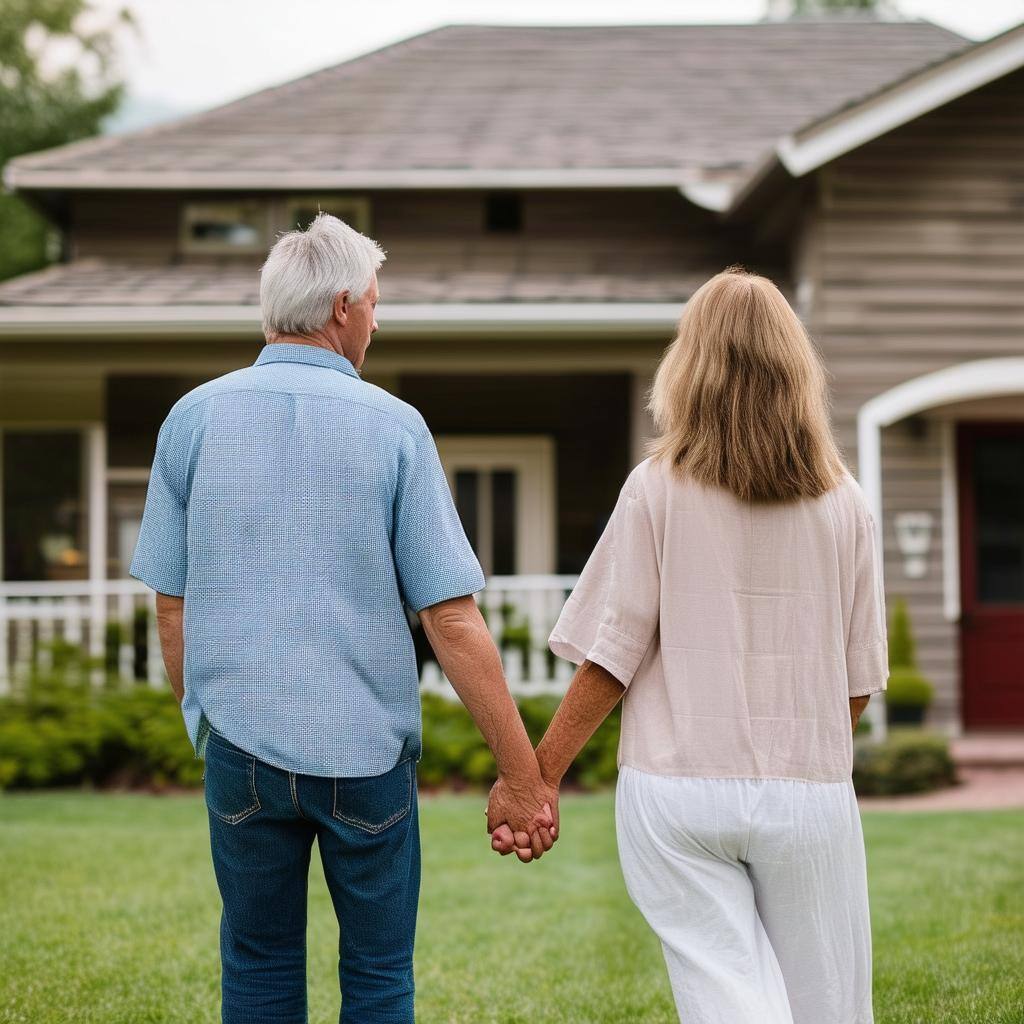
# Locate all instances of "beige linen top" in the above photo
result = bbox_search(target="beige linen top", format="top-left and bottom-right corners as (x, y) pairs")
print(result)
(548, 458), (888, 783)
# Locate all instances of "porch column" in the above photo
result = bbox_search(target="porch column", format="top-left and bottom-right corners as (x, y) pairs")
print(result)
(87, 424), (108, 682)
(856, 408), (888, 742)
(630, 369), (656, 469)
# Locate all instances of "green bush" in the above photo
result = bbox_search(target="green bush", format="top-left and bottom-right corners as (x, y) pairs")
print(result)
(418, 692), (620, 791)
(886, 667), (935, 709)
(0, 675), (623, 792)
(852, 729), (957, 796)
(888, 597), (918, 670)
(0, 671), (202, 791)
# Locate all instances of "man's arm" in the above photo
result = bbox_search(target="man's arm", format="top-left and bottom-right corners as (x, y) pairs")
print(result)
(492, 659), (625, 856)
(489, 657), (624, 863)
(418, 595), (557, 861)
(850, 694), (870, 734)
(155, 593), (185, 704)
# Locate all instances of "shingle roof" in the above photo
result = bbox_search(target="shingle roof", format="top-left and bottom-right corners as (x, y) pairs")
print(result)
(8, 20), (967, 187)
(0, 258), (703, 307)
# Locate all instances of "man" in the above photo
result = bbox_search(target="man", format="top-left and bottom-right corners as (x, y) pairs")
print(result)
(130, 213), (557, 1024)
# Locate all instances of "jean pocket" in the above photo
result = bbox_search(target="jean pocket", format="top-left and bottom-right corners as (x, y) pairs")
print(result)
(332, 758), (413, 835)
(204, 736), (261, 825)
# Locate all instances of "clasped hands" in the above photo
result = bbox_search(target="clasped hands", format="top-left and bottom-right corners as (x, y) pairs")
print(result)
(485, 768), (560, 863)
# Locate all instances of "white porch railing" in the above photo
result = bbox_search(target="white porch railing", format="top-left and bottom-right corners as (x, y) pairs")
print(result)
(420, 575), (580, 699)
(0, 575), (580, 698)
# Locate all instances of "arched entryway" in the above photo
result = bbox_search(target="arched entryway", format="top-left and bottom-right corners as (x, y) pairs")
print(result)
(858, 358), (1024, 736)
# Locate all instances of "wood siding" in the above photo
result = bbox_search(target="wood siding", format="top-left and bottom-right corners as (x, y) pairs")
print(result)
(70, 188), (784, 288)
(805, 68), (1024, 730)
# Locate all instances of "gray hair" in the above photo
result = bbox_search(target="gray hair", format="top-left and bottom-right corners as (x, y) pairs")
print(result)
(259, 213), (386, 337)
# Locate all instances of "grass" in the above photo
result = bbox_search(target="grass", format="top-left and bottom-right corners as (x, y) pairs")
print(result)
(0, 793), (1022, 1024)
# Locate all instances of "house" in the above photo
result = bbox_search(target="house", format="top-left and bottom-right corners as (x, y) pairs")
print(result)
(1, 18), (1022, 735)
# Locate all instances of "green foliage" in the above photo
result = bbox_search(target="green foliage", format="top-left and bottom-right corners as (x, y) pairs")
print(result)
(853, 729), (957, 796)
(0, 677), (621, 792)
(885, 667), (934, 709)
(419, 692), (620, 790)
(0, 0), (130, 280)
(888, 597), (917, 669)
(0, 660), (202, 791)
(789, 0), (888, 12)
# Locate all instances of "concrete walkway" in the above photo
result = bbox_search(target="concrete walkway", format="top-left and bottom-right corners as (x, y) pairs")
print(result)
(858, 767), (1024, 811)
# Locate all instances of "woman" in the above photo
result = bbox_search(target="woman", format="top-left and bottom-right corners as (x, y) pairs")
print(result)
(493, 268), (887, 1023)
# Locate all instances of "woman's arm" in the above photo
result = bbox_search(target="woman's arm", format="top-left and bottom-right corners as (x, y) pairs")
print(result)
(850, 695), (870, 734)
(536, 660), (626, 785)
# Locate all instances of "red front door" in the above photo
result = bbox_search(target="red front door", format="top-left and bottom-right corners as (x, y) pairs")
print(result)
(958, 422), (1024, 728)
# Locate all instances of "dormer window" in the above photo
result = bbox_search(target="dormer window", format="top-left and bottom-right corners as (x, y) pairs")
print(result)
(182, 202), (269, 254)
(286, 197), (371, 233)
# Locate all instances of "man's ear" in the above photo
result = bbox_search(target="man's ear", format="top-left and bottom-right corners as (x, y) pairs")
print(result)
(332, 290), (350, 324)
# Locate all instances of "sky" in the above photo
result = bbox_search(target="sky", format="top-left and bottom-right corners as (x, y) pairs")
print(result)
(90, 0), (1024, 129)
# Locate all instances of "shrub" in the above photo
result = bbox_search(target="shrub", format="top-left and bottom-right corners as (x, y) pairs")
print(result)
(888, 597), (917, 669)
(418, 692), (621, 791)
(852, 729), (957, 796)
(0, 671), (202, 791)
(886, 667), (935, 709)
(0, 677), (624, 792)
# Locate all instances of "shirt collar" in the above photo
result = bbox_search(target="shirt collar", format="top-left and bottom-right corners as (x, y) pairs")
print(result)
(254, 342), (361, 379)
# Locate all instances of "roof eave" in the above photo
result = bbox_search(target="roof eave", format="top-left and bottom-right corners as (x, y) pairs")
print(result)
(710, 22), (1024, 219)
(4, 166), (696, 193)
(779, 21), (1024, 179)
(0, 302), (682, 338)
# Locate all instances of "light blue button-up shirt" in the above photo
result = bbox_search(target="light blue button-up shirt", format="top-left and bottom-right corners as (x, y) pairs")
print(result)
(130, 342), (485, 777)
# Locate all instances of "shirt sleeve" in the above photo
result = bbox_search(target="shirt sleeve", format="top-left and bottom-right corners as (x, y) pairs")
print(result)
(392, 428), (485, 613)
(846, 504), (889, 698)
(129, 415), (189, 597)
(548, 471), (660, 687)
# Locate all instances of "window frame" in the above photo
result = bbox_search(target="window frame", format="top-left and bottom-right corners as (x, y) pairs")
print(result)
(283, 196), (371, 234)
(180, 200), (272, 255)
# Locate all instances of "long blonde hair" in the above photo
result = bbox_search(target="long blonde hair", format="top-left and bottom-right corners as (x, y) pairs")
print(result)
(647, 267), (845, 503)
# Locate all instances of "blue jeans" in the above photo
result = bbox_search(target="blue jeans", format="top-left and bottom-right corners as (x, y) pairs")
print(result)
(200, 715), (420, 1024)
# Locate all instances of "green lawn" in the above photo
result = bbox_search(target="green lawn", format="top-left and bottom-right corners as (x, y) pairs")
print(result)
(0, 794), (1021, 1024)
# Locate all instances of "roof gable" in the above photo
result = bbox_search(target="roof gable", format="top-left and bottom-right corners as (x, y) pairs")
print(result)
(708, 20), (1024, 215)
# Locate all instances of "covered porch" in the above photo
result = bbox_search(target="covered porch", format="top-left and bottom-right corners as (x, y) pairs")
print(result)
(0, 304), (671, 694)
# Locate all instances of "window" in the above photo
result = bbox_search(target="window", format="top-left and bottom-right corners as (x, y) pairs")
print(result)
(182, 202), (269, 253)
(485, 192), (522, 233)
(285, 196), (371, 233)
(2, 431), (87, 581)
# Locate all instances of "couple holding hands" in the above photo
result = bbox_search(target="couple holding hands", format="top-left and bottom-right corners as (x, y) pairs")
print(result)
(132, 214), (886, 1024)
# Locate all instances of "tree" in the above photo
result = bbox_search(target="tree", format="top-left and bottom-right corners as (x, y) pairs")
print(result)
(767, 0), (893, 14)
(0, 1), (131, 281)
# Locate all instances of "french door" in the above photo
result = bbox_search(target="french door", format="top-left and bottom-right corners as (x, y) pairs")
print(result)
(435, 436), (555, 576)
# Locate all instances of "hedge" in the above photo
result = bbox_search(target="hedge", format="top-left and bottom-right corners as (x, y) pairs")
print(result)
(0, 672), (621, 792)
(1, 670), (954, 798)
(852, 729), (957, 796)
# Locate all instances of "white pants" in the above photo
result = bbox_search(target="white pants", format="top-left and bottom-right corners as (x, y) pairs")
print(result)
(616, 767), (874, 1024)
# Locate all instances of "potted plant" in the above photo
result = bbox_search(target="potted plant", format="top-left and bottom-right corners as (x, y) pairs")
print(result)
(885, 598), (934, 727)
(885, 667), (934, 726)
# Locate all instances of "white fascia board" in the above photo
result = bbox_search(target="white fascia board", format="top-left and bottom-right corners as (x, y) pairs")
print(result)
(5, 166), (692, 192)
(778, 26), (1024, 178)
(678, 181), (735, 212)
(0, 303), (682, 338)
